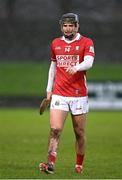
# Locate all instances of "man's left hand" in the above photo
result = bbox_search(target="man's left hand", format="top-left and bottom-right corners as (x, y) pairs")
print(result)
(66, 66), (77, 75)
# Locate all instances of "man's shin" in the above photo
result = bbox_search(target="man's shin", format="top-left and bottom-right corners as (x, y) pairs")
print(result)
(48, 128), (61, 164)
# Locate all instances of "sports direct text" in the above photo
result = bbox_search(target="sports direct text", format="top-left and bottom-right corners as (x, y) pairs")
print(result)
(56, 55), (79, 67)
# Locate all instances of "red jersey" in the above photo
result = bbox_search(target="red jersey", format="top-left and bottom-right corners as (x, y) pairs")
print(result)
(51, 33), (95, 97)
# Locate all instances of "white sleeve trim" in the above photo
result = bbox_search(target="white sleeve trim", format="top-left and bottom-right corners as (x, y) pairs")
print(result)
(46, 61), (56, 92)
(74, 55), (94, 71)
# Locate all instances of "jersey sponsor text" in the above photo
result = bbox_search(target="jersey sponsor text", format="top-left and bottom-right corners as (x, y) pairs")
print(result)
(56, 55), (79, 67)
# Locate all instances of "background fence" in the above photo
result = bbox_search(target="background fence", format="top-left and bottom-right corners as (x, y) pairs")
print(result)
(88, 82), (122, 110)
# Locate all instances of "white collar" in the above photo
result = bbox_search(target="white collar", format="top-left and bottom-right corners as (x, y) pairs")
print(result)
(61, 33), (81, 44)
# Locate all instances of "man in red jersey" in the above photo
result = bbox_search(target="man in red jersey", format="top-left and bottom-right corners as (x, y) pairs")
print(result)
(39, 13), (95, 174)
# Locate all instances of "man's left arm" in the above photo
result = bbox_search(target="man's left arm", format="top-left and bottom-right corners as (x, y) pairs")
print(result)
(66, 55), (94, 75)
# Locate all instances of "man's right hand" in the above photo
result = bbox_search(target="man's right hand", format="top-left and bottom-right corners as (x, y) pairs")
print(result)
(47, 91), (52, 101)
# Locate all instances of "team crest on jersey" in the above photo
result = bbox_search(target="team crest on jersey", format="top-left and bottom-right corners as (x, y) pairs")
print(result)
(75, 46), (80, 51)
(89, 46), (94, 53)
(65, 46), (71, 52)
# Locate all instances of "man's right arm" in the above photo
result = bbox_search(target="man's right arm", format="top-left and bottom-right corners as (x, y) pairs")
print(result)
(46, 61), (56, 100)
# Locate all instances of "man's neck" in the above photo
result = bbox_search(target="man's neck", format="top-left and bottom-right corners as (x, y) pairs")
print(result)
(62, 33), (81, 44)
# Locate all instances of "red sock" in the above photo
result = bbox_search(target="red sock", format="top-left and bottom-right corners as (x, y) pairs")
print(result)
(48, 152), (57, 164)
(76, 153), (84, 166)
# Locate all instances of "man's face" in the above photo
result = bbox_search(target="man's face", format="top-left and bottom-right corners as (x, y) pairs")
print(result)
(61, 22), (79, 38)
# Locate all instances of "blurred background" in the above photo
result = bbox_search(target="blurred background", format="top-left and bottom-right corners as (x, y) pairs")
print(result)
(0, 0), (122, 109)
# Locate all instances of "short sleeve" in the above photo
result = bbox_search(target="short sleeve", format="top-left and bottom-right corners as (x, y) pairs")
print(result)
(50, 41), (56, 62)
(84, 39), (95, 57)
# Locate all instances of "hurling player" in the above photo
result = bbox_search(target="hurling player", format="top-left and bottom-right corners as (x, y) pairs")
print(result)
(39, 13), (95, 174)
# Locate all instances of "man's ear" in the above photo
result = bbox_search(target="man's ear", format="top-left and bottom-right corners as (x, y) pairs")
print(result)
(76, 23), (80, 31)
(61, 26), (63, 33)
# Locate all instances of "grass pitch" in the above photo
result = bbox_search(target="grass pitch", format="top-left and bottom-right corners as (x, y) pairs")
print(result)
(0, 108), (122, 179)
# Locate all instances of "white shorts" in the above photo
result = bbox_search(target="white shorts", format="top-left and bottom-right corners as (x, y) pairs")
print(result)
(50, 95), (89, 115)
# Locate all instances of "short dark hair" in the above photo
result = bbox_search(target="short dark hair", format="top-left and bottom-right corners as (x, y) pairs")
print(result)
(59, 13), (79, 26)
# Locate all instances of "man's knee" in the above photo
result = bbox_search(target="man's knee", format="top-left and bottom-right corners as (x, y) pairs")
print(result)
(75, 127), (85, 140)
(50, 128), (61, 139)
